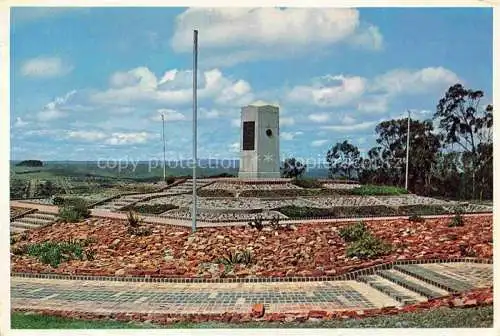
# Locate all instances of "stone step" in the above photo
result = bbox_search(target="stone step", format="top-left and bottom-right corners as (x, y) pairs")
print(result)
(10, 227), (26, 233)
(27, 213), (57, 220)
(11, 221), (43, 230)
(394, 264), (473, 293)
(15, 217), (54, 226)
(357, 275), (425, 305)
(376, 269), (448, 299)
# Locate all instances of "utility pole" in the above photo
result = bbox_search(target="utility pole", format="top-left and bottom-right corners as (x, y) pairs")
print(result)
(405, 109), (411, 191)
(192, 29), (198, 232)
(161, 113), (166, 183)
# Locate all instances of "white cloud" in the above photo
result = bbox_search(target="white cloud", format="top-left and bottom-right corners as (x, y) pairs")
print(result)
(21, 56), (72, 78)
(231, 118), (240, 127)
(281, 131), (302, 141)
(171, 8), (382, 66)
(106, 132), (152, 145)
(321, 121), (376, 132)
(14, 117), (29, 128)
(311, 139), (328, 147)
(341, 115), (357, 125)
(280, 117), (295, 126)
(229, 142), (240, 153)
(371, 67), (460, 95)
(37, 90), (77, 121)
(92, 67), (253, 107)
(155, 109), (187, 122)
(308, 113), (330, 123)
(287, 75), (366, 107)
(350, 24), (383, 50)
(357, 94), (389, 113)
(67, 130), (106, 141)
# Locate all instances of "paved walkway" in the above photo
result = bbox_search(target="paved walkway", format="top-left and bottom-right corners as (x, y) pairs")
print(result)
(9, 200), (492, 228)
(11, 261), (492, 315)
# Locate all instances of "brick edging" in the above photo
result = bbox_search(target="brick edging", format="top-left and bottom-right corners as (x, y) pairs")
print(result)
(11, 257), (492, 283)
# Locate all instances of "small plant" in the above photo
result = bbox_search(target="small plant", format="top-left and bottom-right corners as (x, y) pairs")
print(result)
(58, 199), (91, 223)
(346, 233), (392, 259)
(459, 244), (477, 257)
(449, 208), (464, 227)
(25, 240), (86, 267)
(216, 249), (254, 267)
(339, 221), (368, 242)
(408, 215), (425, 223)
(268, 215), (291, 231)
(125, 210), (152, 236)
(247, 215), (264, 231)
(126, 210), (142, 228)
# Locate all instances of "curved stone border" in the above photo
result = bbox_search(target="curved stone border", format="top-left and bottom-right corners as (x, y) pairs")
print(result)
(11, 257), (491, 284)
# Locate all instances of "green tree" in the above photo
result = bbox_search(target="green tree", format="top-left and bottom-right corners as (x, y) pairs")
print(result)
(361, 118), (441, 193)
(326, 140), (361, 180)
(434, 84), (493, 199)
(281, 158), (307, 178)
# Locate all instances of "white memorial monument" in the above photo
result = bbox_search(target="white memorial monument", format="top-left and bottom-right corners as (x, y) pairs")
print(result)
(238, 104), (280, 179)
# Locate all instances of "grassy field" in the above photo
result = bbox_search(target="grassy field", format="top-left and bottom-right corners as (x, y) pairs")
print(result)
(11, 306), (493, 329)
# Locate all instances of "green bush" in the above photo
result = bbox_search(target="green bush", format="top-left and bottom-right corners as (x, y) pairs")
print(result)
(408, 214), (425, 223)
(339, 221), (368, 242)
(292, 178), (323, 189)
(449, 213), (464, 227)
(350, 185), (408, 196)
(346, 233), (392, 259)
(216, 249), (253, 267)
(25, 241), (86, 267)
(166, 176), (176, 185)
(197, 189), (235, 197)
(277, 205), (397, 219)
(58, 200), (91, 223)
(125, 203), (178, 215)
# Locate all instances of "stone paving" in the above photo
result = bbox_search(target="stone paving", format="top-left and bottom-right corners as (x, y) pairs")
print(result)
(11, 261), (492, 316)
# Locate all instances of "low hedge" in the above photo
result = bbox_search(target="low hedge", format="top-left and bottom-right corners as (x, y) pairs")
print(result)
(292, 178), (323, 189)
(395, 205), (449, 216)
(277, 205), (397, 219)
(197, 189), (235, 197)
(124, 203), (178, 215)
(239, 189), (339, 198)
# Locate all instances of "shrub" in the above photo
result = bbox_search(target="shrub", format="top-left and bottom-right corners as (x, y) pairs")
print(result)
(166, 176), (176, 185)
(350, 185), (408, 196)
(25, 241), (84, 267)
(125, 203), (178, 215)
(126, 210), (142, 228)
(339, 221), (368, 242)
(125, 210), (152, 236)
(408, 215), (425, 223)
(449, 213), (464, 227)
(216, 249), (254, 267)
(292, 178), (323, 189)
(247, 215), (264, 231)
(346, 234), (392, 259)
(197, 189), (235, 197)
(58, 200), (91, 223)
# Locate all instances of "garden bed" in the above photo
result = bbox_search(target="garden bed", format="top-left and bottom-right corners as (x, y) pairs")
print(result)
(10, 215), (492, 279)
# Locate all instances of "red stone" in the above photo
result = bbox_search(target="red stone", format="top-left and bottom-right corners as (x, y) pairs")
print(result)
(251, 303), (265, 318)
(308, 310), (327, 319)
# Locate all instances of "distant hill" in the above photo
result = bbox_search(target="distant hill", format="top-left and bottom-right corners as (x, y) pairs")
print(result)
(16, 160), (43, 167)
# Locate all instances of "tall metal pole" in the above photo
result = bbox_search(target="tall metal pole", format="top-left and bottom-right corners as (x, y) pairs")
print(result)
(192, 29), (198, 232)
(161, 113), (166, 183)
(405, 110), (411, 191)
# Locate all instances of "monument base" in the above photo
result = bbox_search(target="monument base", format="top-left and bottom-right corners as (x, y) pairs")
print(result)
(238, 171), (281, 179)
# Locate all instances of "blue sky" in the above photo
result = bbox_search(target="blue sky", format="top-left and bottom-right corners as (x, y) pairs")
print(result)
(10, 7), (493, 162)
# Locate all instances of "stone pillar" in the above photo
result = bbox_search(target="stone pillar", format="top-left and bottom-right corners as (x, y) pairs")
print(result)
(238, 105), (280, 178)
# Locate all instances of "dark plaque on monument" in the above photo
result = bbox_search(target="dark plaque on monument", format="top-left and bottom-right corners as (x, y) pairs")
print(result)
(242, 121), (255, 150)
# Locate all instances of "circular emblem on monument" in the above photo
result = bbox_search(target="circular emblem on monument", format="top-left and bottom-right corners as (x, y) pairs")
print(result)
(266, 129), (273, 137)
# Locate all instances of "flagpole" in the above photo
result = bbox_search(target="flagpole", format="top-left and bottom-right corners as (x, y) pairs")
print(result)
(405, 109), (411, 191)
(192, 29), (198, 232)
